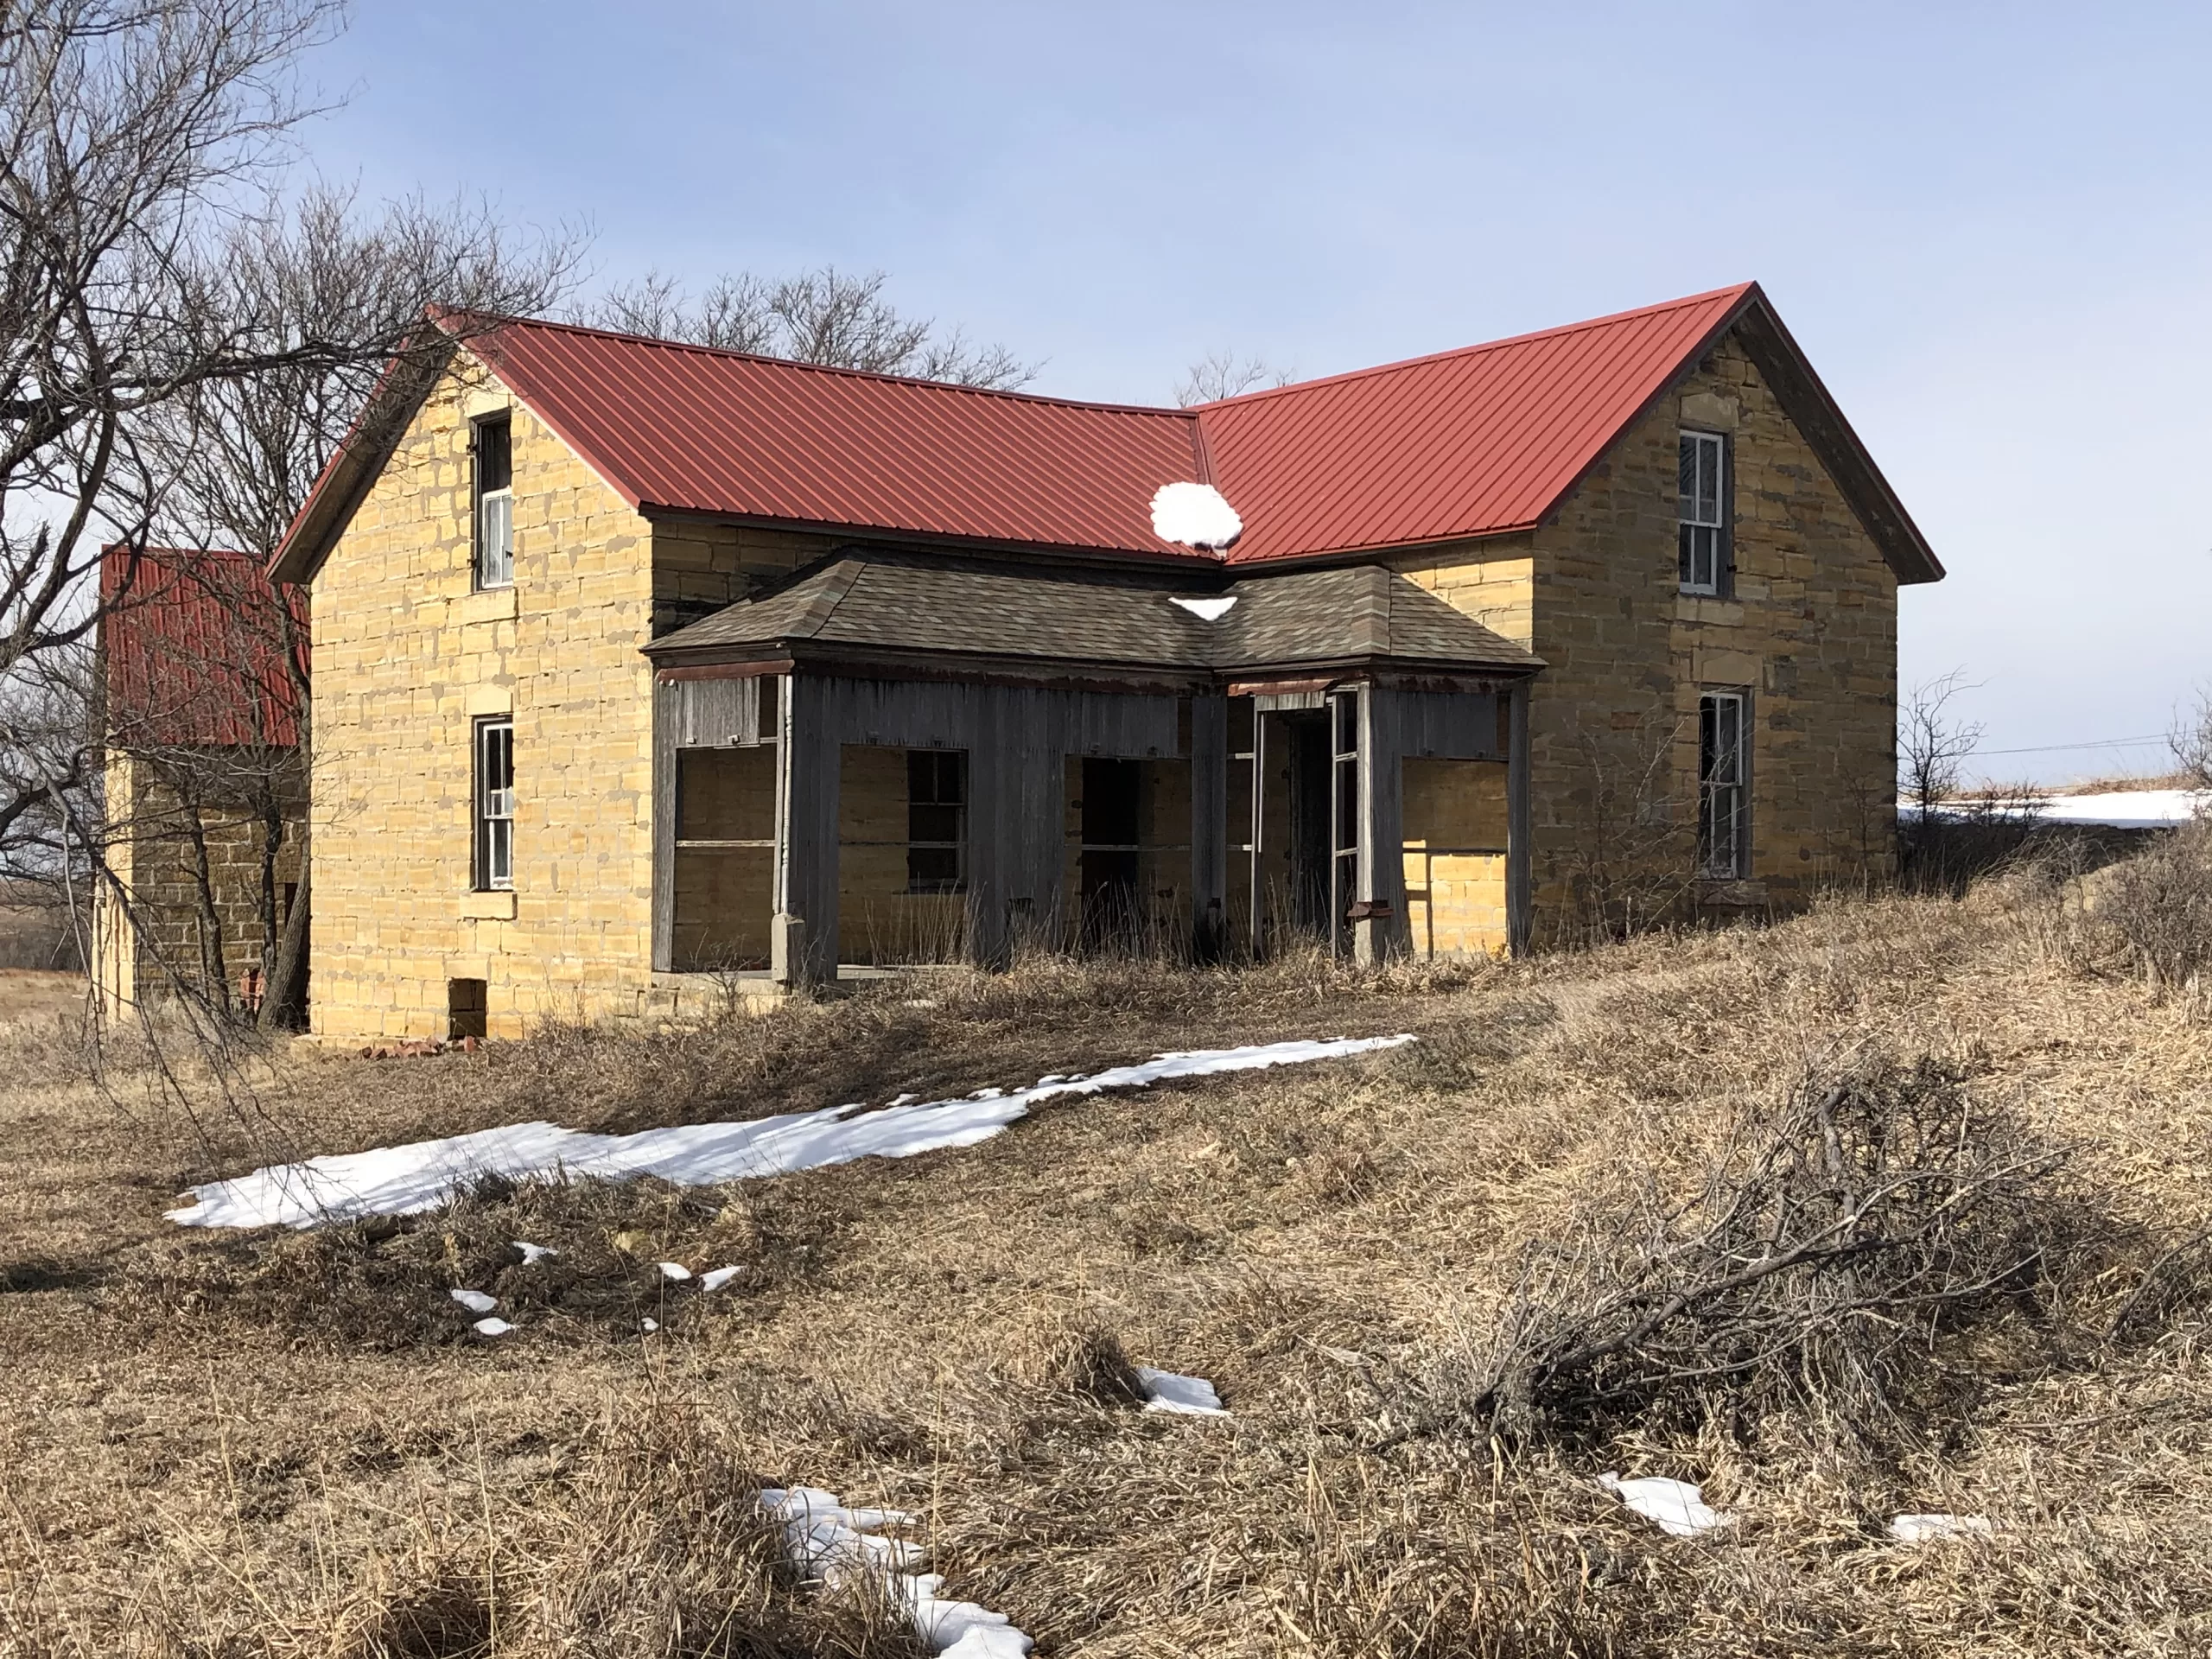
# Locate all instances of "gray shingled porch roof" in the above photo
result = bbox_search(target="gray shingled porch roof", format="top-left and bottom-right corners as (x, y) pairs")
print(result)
(646, 550), (1541, 679)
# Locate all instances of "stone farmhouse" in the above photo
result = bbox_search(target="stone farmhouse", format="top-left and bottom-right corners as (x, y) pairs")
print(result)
(101, 281), (1939, 1042)
(94, 544), (308, 1020)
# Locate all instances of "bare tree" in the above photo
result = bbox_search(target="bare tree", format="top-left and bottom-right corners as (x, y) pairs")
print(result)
(1174, 349), (1293, 407)
(138, 184), (579, 1025)
(0, 1), (578, 1036)
(583, 266), (1037, 390)
(2169, 688), (2212, 799)
(1898, 670), (1985, 823)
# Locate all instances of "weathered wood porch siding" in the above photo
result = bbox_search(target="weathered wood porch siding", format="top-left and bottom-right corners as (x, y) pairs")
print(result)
(655, 671), (1187, 978)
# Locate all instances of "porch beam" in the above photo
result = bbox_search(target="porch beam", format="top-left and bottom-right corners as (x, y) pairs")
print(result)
(772, 673), (840, 985)
(1354, 684), (1408, 966)
(1506, 680), (1533, 957)
(1189, 694), (1228, 962)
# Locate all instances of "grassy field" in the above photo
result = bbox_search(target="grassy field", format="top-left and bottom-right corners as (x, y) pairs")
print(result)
(3, 866), (2210, 1656)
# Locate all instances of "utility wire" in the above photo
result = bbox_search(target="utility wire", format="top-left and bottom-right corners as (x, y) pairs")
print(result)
(1974, 734), (2170, 756)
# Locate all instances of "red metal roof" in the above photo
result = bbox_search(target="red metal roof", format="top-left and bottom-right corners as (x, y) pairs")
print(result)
(1200, 284), (1756, 564)
(273, 281), (1938, 584)
(471, 320), (1209, 557)
(101, 545), (306, 747)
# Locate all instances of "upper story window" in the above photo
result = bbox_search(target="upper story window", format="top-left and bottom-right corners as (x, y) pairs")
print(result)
(475, 716), (515, 890)
(474, 414), (513, 590)
(1678, 429), (1728, 596)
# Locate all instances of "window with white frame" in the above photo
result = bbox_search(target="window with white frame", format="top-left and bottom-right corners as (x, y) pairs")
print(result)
(474, 414), (513, 589)
(1698, 690), (1748, 878)
(475, 716), (515, 890)
(1678, 429), (1727, 595)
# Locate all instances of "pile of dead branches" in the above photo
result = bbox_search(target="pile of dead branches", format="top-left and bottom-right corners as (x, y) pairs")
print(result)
(1448, 1052), (2073, 1445)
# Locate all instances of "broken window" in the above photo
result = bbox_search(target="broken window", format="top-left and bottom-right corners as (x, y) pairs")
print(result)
(1698, 690), (1748, 878)
(474, 413), (513, 589)
(475, 716), (515, 890)
(1678, 430), (1727, 596)
(906, 749), (966, 893)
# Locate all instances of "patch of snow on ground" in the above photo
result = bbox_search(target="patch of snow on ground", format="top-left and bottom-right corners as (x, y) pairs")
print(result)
(760, 1485), (1032, 1655)
(1171, 594), (1237, 621)
(1150, 480), (1243, 550)
(1136, 1366), (1229, 1416)
(1597, 1473), (1735, 1537)
(698, 1265), (743, 1291)
(472, 1316), (515, 1338)
(640, 1318), (658, 1332)
(167, 1035), (1415, 1230)
(1890, 1512), (1993, 1543)
(514, 1241), (556, 1264)
(1912, 790), (2205, 830)
(658, 1261), (693, 1281)
(448, 1287), (496, 1314)
(2033, 789), (2203, 828)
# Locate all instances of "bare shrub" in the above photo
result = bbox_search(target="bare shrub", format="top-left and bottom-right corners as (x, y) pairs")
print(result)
(1421, 1051), (2072, 1448)
(1549, 712), (1696, 945)
(2097, 819), (2212, 1005)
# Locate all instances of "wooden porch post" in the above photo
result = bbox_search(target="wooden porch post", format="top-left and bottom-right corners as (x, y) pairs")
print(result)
(1189, 693), (1228, 962)
(1354, 685), (1407, 966)
(772, 673), (839, 986)
(1506, 679), (1533, 957)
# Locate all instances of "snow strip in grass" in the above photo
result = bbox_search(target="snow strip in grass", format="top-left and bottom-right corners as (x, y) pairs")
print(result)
(760, 1486), (1033, 1656)
(472, 1316), (515, 1338)
(448, 1288), (497, 1314)
(514, 1241), (556, 1265)
(1598, 1473), (1735, 1537)
(698, 1265), (743, 1291)
(1136, 1366), (1228, 1416)
(166, 1035), (1414, 1230)
(1890, 1512), (1992, 1543)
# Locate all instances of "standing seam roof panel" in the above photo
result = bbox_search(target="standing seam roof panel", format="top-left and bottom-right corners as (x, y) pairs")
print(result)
(438, 287), (1754, 567)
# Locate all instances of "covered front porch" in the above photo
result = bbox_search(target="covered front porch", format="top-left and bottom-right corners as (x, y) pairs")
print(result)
(644, 549), (1540, 988)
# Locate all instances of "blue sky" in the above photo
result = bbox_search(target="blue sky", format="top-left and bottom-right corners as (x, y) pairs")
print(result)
(309, 2), (2212, 781)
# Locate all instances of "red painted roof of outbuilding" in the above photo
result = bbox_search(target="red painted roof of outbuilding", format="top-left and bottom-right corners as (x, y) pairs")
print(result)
(473, 320), (1208, 558)
(1197, 284), (1755, 564)
(101, 545), (306, 747)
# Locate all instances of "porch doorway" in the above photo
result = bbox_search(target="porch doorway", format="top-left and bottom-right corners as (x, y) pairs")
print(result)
(1078, 756), (1142, 944)
(1283, 713), (1332, 935)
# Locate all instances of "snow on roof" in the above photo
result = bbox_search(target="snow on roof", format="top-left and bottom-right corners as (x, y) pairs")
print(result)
(1150, 480), (1243, 550)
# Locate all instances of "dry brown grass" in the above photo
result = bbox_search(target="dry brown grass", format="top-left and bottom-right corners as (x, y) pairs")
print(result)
(4, 882), (2212, 1656)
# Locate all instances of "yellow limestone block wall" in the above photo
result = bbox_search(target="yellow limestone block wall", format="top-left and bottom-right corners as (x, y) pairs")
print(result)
(308, 360), (658, 1040)
(1401, 757), (1509, 957)
(92, 749), (305, 1014)
(1401, 329), (1900, 931)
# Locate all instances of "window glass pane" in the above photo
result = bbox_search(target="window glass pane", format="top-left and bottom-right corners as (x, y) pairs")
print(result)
(1679, 522), (1694, 587)
(907, 846), (960, 891)
(479, 491), (512, 587)
(1680, 434), (1723, 528)
(478, 720), (515, 889)
(909, 804), (962, 844)
(478, 418), (511, 493)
